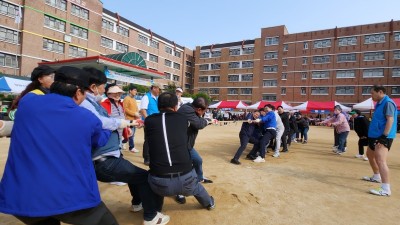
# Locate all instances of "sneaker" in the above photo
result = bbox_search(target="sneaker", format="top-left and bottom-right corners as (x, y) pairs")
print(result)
(363, 157), (369, 161)
(122, 143), (128, 150)
(336, 151), (344, 155)
(362, 176), (381, 183)
(332, 146), (338, 152)
(175, 195), (186, 204)
(201, 178), (213, 183)
(344, 147), (347, 152)
(230, 158), (241, 165)
(130, 203), (143, 212)
(292, 139), (297, 143)
(206, 196), (215, 210)
(246, 155), (257, 160)
(370, 187), (391, 196)
(272, 152), (280, 158)
(129, 148), (139, 153)
(253, 156), (265, 163)
(109, 182), (127, 186)
(355, 154), (364, 159)
(302, 140), (307, 144)
(143, 212), (170, 225)
(281, 149), (289, 153)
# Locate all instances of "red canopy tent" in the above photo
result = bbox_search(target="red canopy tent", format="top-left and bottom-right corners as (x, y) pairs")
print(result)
(247, 101), (292, 110)
(292, 101), (351, 112)
(208, 100), (248, 109)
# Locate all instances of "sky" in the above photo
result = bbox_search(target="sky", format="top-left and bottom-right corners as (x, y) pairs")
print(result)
(101, 0), (400, 49)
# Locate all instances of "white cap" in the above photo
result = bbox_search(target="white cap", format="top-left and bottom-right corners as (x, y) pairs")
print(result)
(107, 86), (124, 94)
(176, 88), (183, 93)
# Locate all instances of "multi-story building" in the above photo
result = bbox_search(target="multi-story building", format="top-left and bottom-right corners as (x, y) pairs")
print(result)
(195, 20), (400, 104)
(0, 0), (194, 91)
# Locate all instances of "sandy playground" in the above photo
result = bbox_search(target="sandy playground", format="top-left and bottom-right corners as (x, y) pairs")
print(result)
(1, 124), (400, 225)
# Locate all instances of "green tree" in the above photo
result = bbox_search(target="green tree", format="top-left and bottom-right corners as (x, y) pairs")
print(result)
(193, 92), (211, 103)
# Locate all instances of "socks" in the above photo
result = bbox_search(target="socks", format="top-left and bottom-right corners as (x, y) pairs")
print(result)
(382, 183), (391, 192)
(373, 174), (381, 180)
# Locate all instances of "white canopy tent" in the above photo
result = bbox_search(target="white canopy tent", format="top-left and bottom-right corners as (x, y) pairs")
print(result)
(0, 76), (30, 93)
(352, 98), (375, 110)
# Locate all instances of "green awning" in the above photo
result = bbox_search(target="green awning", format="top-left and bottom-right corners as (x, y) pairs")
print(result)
(105, 52), (146, 68)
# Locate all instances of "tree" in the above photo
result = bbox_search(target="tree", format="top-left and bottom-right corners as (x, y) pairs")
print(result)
(164, 82), (177, 93)
(193, 92), (211, 103)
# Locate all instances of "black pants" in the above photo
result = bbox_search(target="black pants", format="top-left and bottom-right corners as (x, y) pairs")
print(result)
(15, 202), (118, 225)
(143, 139), (150, 161)
(358, 138), (368, 155)
(281, 129), (288, 151)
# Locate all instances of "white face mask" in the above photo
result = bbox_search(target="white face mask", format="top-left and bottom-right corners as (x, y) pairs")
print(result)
(110, 96), (121, 101)
(93, 86), (103, 102)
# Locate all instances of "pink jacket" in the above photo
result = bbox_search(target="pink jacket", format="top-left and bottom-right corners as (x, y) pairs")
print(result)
(324, 113), (350, 133)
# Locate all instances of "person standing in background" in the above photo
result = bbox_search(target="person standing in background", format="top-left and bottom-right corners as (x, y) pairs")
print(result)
(349, 109), (369, 161)
(123, 85), (140, 153)
(175, 87), (184, 109)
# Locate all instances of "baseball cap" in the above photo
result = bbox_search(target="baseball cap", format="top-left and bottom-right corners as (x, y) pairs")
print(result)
(151, 83), (162, 89)
(176, 87), (183, 93)
(54, 66), (90, 89)
(349, 109), (361, 115)
(107, 85), (124, 94)
(31, 65), (55, 81)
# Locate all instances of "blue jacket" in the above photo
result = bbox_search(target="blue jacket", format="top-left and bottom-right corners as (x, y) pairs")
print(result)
(368, 95), (398, 138)
(146, 92), (159, 116)
(0, 93), (110, 217)
(261, 111), (277, 130)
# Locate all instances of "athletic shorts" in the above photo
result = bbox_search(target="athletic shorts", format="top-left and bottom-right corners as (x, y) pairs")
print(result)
(368, 138), (393, 151)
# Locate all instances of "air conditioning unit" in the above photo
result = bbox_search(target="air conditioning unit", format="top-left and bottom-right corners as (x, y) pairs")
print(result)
(64, 35), (72, 43)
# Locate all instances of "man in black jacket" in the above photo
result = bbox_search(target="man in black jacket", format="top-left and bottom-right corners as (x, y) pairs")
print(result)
(277, 106), (290, 152)
(350, 109), (370, 161)
(145, 92), (215, 211)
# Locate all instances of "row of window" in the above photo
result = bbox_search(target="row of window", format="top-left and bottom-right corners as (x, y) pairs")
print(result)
(137, 49), (181, 69)
(45, 0), (89, 20)
(0, 52), (18, 67)
(198, 74), (254, 82)
(266, 32), (400, 49)
(0, 26), (18, 43)
(279, 86), (400, 95)
(0, 0), (18, 17)
(199, 47), (255, 58)
(198, 88), (252, 95)
(42, 38), (87, 57)
(199, 61), (254, 70)
(163, 72), (180, 82)
(266, 67), (400, 78)
(138, 34), (181, 58)
(102, 19), (129, 37)
(44, 15), (88, 39)
(100, 36), (129, 52)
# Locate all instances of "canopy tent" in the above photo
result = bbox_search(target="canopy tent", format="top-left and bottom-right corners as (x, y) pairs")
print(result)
(0, 76), (30, 93)
(208, 100), (248, 109)
(353, 98), (400, 110)
(247, 101), (292, 110)
(292, 101), (351, 112)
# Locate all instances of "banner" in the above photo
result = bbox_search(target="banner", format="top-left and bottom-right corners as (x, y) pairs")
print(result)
(105, 69), (152, 87)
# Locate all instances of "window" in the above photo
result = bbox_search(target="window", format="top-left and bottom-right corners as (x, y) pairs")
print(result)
(185, 72), (192, 78)
(43, 38), (64, 53)
(312, 71), (329, 79)
(199, 76), (208, 82)
(210, 76), (220, 82)
(336, 70), (355, 78)
(211, 50), (221, 58)
(101, 36), (113, 49)
(164, 59), (172, 67)
(44, 15), (66, 32)
(69, 45), (87, 57)
(301, 87), (306, 95)
(392, 86), (400, 95)
(363, 68), (384, 78)
(102, 19), (114, 31)
(138, 50), (147, 59)
(311, 87), (329, 95)
(116, 42), (128, 52)
(364, 34), (385, 44)
(150, 40), (159, 49)
(302, 57), (308, 64)
(314, 39), (331, 48)
(209, 88), (219, 95)
(281, 88), (286, 95)
(164, 72), (171, 80)
(71, 4), (89, 20)
(173, 62), (181, 70)
(45, 0), (66, 11)
(228, 62), (240, 69)
(0, 52), (18, 67)
(313, 55), (330, 64)
(199, 51), (210, 58)
(264, 65), (278, 72)
(264, 51), (278, 59)
(70, 24), (88, 39)
(174, 51), (181, 58)
(394, 50), (400, 59)
(364, 51), (385, 61)
(241, 88), (252, 95)
(281, 73), (287, 80)
(0, 26), (18, 43)
(242, 47), (254, 54)
(242, 61), (253, 68)
(117, 26), (129, 37)
(262, 94), (276, 101)
(336, 86), (355, 95)
(362, 86), (372, 95)
(337, 53), (356, 62)
(173, 75), (179, 82)
(229, 48), (240, 56)
(210, 63), (220, 70)
(301, 72), (307, 79)
(303, 42), (308, 49)
(283, 44), (288, 51)
(149, 54), (158, 63)
(263, 80), (277, 87)
(265, 37), (279, 46)
(228, 88), (238, 95)
(185, 61), (192, 67)
(165, 46), (173, 54)
(199, 88), (209, 93)
(138, 34), (148, 45)
(393, 68), (400, 77)
(199, 64), (208, 70)
(338, 36), (357, 46)
(282, 59), (287, 66)
(241, 74), (253, 81)
(395, 32), (400, 41)
(228, 75), (239, 81)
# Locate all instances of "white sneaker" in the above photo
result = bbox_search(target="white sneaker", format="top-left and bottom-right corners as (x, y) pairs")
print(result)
(272, 152), (280, 158)
(129, 148), (139, 153)
(362, 176), (381, 183)
(144, 212), (170, 225)
(332, 146), (338, 152)
(355, 154), (364, 159)
(344, 147), (347, 152)
(293, 139), (297, 143)
(122, 143), (128, 150)
(370, 187), (391, 196)
(130, 203), (143, 212)
(253, 156), (265, 163)
(109, 182), (127, 186)
(363, 157), (369, 161)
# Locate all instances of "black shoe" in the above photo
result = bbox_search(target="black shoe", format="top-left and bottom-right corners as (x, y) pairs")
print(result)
(207, 196), (215, 210)
(144, 160), (150, 166)
(281, 149), (289, 153)
(302, 141), (307, 144)
(201, 178), (213, 183)
(246, 155), (256, 160)
(230, 158), (241, 165)
(175, 195), (186, 204)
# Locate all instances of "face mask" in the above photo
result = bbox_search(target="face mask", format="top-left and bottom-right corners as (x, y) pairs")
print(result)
(93, 86), (103, 102)
(111, 96), (121, 101)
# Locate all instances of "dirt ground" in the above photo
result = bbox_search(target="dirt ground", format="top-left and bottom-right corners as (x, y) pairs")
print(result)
(1, 124), (399, 225)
